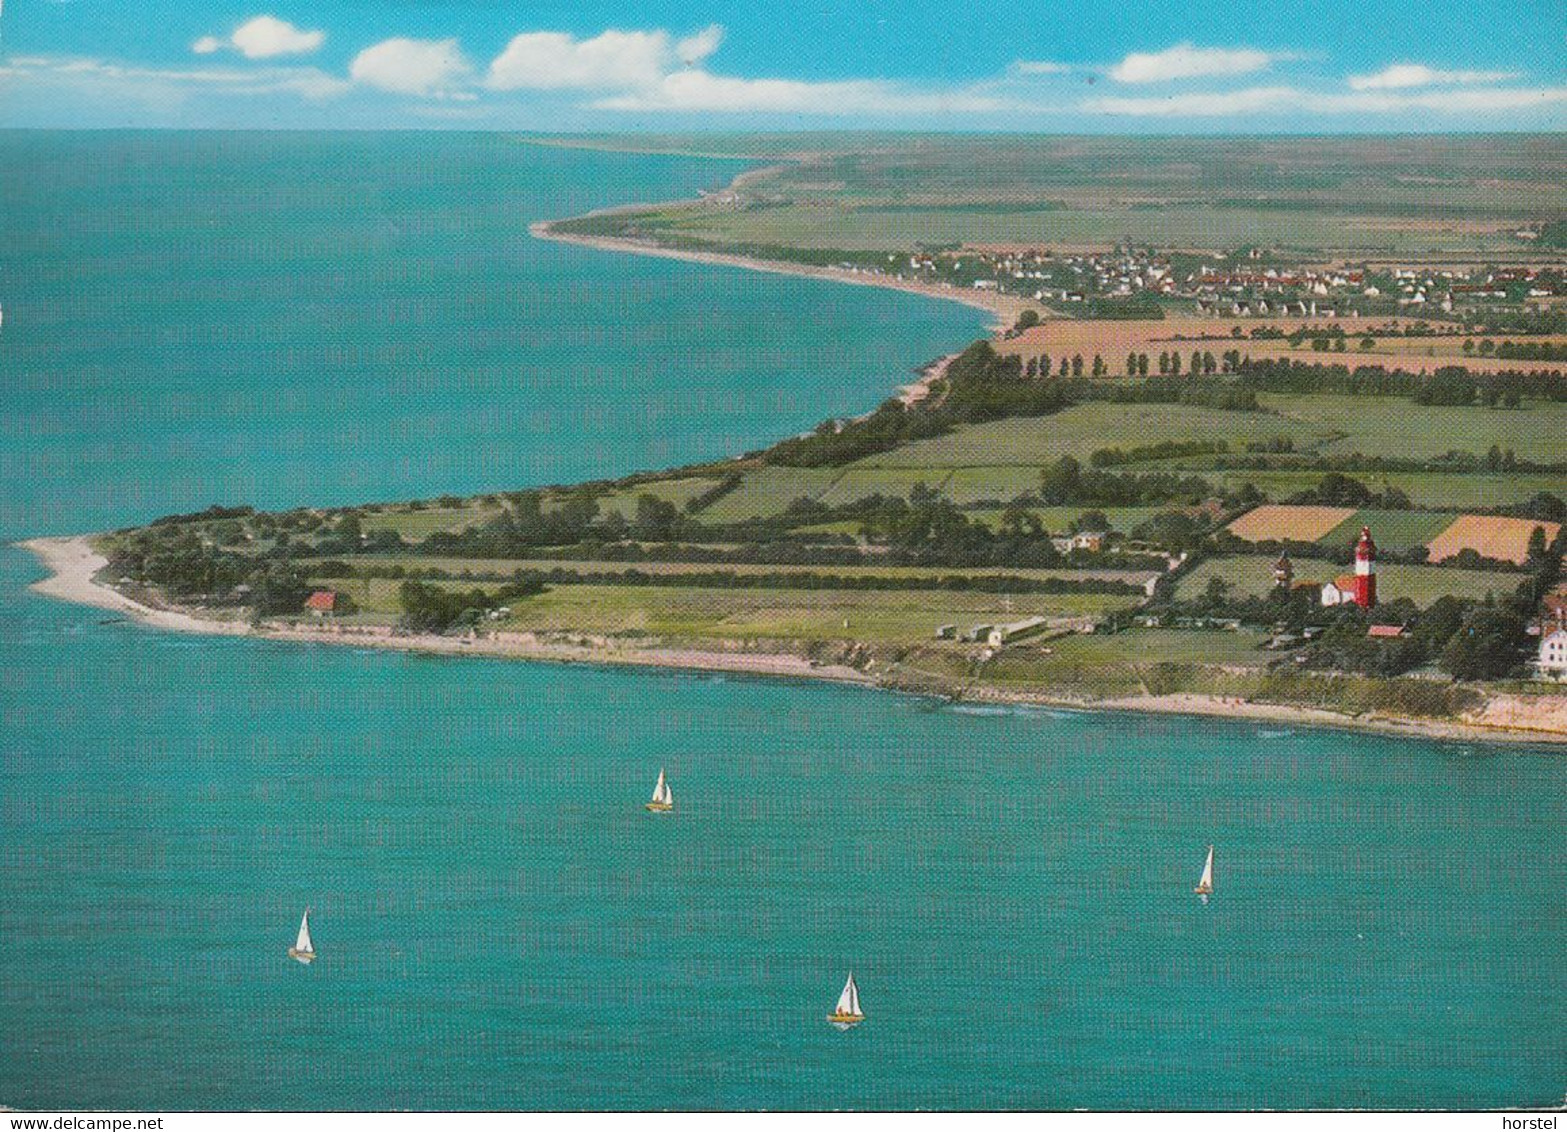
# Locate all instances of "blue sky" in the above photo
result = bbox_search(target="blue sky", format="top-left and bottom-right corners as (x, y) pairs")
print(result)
(2, 0), (1563, 130)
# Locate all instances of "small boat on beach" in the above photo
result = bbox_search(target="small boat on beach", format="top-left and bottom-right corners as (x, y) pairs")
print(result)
(1194, 845), (1215, 902)
(288, 908), (316, 964)
(645, 768), (673, 813)
(827, 971), (865, 1029)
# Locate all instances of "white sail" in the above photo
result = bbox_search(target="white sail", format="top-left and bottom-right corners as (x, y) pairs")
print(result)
(836, 972), (861, 1017)
(295, 909), (314, 954)
(1197, 846), (1214, 892)
(651, 768), (671, 806)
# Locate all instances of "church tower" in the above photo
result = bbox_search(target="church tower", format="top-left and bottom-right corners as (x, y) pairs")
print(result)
(1273, 550), (1293, 590)
(1353, 526), (1377, 609)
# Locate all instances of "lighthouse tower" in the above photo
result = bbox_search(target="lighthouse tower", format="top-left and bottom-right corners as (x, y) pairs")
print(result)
(1353, 526), (1377, 609)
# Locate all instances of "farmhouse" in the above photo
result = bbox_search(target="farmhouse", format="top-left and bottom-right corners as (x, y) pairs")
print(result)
(1320, 576), (1358, 607)
(305, 591), (337, 617)
(1535, 630), (1567, 682)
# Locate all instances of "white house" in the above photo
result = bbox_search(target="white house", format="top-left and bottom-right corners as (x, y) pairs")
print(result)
(1535, 629), (1567, 682)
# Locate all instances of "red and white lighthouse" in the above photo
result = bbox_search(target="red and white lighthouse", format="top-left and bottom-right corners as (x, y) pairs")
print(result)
(1353, 525), (1377, 609)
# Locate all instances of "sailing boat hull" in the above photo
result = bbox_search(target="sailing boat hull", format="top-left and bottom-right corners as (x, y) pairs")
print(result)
(644, 802), (672, 812)
(827, 1013), (864, 1029)
(288, 948), (316, 965)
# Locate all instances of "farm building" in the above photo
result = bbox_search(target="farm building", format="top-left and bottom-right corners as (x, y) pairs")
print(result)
(987, 616), (1051, 647)
(1321, 576), (1358, 607)
(305, 591), (337, 617)
(1535, 630), (1567, 682)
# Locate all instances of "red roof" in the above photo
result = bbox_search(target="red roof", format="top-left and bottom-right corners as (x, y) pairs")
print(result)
(1367, 624), (1406, 639)
(305, 591), (336, 612)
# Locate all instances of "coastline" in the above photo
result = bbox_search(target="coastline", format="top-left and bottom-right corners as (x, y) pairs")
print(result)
(22, 534), (1565, 748)
(530, 218), (1028, 334)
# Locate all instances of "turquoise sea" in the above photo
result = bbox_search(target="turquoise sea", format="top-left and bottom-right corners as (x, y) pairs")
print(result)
(0, 133), (1562, 1111)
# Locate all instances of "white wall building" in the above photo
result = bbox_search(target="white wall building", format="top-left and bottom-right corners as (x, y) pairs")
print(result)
(1535, 629), (1567, 681)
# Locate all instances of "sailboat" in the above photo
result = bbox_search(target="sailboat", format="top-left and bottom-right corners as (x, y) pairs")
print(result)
(644, 768), (673, 813)
(287, 908), (316, 964)
(1194, 845), (1215, 902)
(827, 971), (865, 1029)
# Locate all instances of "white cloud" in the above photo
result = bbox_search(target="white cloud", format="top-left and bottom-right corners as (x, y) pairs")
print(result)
(593, 71), (1008, 115)
(191, 36), (223, 56)
(486, 29), (683, 91)
(3, 53), (349, 99)
(1348, 64), (1522, 90)
(230, 15), (325, 59)
(675, 25), (724, 67)
(1109, 43), (1282, 83)
(483, 23), (1008, 114)
(350, 38), (472, 96)
(1085, 83), (1567, 116)
(1013, 60), (1072, 76)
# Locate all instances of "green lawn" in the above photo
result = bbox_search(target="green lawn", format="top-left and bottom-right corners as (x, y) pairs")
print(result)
(1178, 555), (1525, 606)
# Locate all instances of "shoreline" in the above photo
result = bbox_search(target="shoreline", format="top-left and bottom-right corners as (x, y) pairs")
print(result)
(21, 534), (1565, 749)
(530, 219), (1027, 334)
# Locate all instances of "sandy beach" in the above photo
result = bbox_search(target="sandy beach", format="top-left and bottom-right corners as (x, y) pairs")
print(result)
(21, 534), (1565, 746)
(530, 219), (1031, 333)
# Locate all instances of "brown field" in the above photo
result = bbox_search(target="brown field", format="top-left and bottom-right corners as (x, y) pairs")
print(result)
(1227, 505), (1355, 542)
(1425, 515), (1562, 565)
(997, 317), (1567, 376)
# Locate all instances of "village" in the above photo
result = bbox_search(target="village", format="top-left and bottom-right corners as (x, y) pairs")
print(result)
(826, 245), (1566, 321)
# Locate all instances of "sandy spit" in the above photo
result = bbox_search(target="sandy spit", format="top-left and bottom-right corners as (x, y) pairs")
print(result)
(529, 220), (1028, 333)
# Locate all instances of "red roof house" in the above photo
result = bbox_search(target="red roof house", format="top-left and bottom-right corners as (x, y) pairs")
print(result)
(305, 591), (337, 616)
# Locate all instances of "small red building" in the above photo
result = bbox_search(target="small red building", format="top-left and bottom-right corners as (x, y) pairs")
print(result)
(305, 591), (337, 617)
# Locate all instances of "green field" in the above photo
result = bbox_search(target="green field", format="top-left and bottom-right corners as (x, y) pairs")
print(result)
(569, 135), (1565, 256)
(331, 577), (1131, 644)
(966, 506), (1166, 536)
(978, 627), (1273, 698)
(358, 500), (505, 539)
(1317, 510), (1458, 553)
(856, 402), (1317, 470)
(1177, 555), (1524, 606)
(815, 467), (955, 506)
(694, 466), (844, 522)
(1204, 469), (1567, 510)
(593, 476), (723, 519)
(942, 466), (1057, 505)
(325, 555), (1159, 586)
(1259, 395), (1567, 464)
